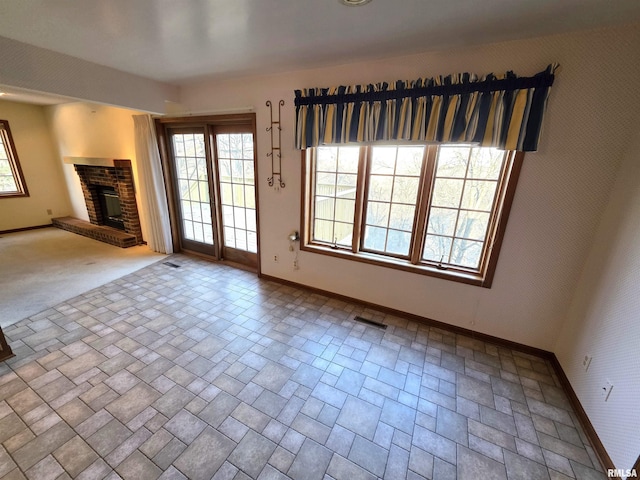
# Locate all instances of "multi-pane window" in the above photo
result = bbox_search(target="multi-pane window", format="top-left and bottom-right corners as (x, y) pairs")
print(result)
(423, 146), (505, 270)
(363, 146), (422, 256)
(313, 147), (359, 248)
(304, 144), (522, 287)
(0, 120), (28, 197)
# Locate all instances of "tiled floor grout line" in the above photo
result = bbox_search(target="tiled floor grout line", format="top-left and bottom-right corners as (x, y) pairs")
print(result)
(1, 368), (99, 479)
(0, 253), (607, 480)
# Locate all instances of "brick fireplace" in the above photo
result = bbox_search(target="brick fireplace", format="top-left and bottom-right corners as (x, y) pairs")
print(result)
(53, 157), (143, 248)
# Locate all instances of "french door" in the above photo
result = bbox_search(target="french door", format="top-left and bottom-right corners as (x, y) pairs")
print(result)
(159, 116), (259, 270)
(214, 126), (258, 266)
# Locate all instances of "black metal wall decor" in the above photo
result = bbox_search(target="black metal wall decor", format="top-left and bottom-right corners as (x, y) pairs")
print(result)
(266, 100), (285, 189)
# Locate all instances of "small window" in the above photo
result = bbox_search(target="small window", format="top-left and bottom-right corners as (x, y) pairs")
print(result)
(303, 143), (523, 287)
(0, 120), (28, 197)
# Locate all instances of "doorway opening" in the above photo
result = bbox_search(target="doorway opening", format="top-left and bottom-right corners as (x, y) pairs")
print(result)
(156, 114), (260, 272)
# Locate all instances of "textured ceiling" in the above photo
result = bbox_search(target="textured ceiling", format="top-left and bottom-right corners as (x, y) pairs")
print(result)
(0, 0), (639, 86)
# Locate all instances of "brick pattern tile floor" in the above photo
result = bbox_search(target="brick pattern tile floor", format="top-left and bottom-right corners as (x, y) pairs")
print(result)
(0, 254), (606, 479)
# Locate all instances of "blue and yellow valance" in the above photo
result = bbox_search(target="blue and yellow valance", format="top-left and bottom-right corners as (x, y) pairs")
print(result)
(294, 64), (557, 152)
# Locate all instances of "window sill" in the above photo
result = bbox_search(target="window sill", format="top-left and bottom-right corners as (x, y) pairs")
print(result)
(0, 192), (29, 198)
(301, 243), (491, 288)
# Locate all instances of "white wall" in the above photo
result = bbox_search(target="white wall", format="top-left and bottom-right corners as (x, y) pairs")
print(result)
(0, 100), (72, 230)
(177, 23), (640, 352)
(0, 36), (177, 113)
(46, 103), (152, 244)
(555, 126), (640, 471)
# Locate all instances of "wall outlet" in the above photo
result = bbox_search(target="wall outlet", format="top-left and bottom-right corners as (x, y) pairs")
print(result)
(46, 209), (53, 215)
(273, 255), (279, 263)
(583, 355), (592, 372)
(602, 380), (613, 401)
(293, 259), (299, 270)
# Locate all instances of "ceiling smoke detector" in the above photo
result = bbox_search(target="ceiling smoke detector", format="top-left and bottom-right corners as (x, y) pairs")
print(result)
(339, 0), (373, 6)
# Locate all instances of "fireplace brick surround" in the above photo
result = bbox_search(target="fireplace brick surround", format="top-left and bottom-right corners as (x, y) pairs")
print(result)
(53, 158), (143, 248)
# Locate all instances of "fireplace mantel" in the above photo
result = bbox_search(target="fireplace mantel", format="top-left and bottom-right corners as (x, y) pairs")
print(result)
(63, 156), (131, 168)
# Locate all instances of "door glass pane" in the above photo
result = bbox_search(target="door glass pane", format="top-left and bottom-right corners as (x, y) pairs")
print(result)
(216, 133), (257, 253)
(247, 231), (257, 252)
(172, 133), (213, 245)
(234, 206), (246, 230)
(244, 186), (255, 209)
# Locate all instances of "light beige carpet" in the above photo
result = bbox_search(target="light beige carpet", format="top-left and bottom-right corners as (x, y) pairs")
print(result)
(0, 227), (166, 328)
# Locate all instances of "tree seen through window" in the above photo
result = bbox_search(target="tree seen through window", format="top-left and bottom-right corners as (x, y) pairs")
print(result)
(305, 142), (521, 286)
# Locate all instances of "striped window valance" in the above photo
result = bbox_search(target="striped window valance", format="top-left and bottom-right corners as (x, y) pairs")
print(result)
(294, 64), (558, 152)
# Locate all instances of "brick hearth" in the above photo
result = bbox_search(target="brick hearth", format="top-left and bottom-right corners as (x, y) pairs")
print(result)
(58, 158), (143, 247)
(52, 216), (138, 248)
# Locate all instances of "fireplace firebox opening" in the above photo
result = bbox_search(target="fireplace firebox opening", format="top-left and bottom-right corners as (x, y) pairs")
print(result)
(96, 186), (125, 230)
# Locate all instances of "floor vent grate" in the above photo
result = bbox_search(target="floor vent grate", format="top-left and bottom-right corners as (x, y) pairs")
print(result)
(163, 261), (181, 268)
(353, 316), (387, 329)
